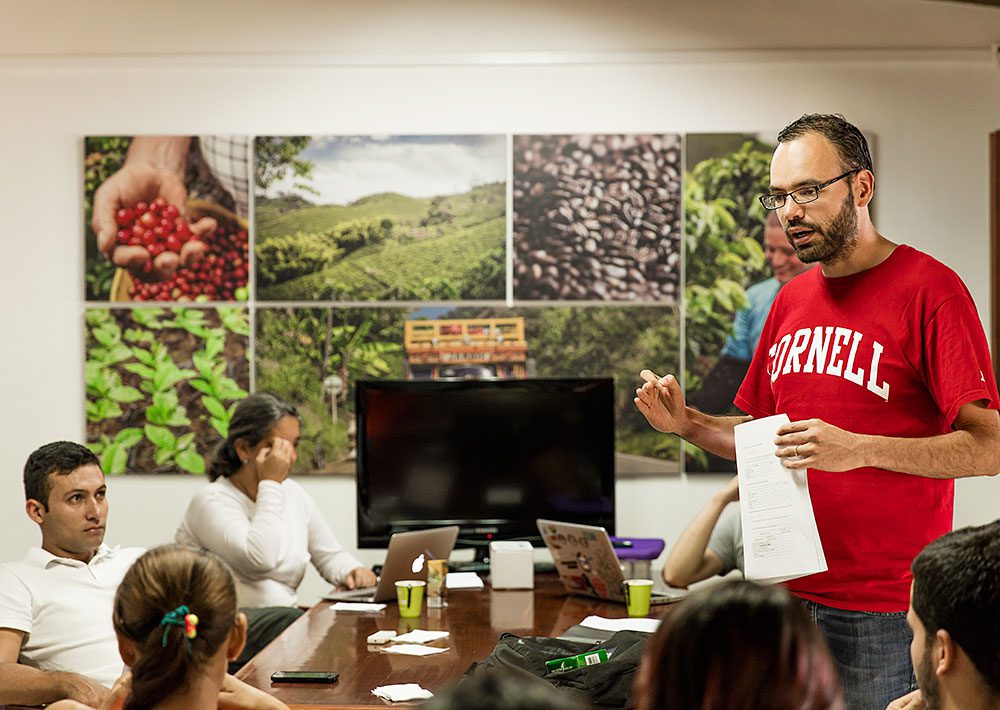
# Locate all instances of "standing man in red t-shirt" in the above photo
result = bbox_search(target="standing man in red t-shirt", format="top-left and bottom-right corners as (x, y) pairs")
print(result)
(636, 113), (1000, 710)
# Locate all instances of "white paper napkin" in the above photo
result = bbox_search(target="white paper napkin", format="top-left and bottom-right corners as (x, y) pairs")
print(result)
(393, 629), (450, 644)
(381, 643), (448, 656)
(330, 601), (386, 612)
(371, 683), (434, 701)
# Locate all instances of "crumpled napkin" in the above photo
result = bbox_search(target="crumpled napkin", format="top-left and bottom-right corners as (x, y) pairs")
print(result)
(372, 683), (434, 701)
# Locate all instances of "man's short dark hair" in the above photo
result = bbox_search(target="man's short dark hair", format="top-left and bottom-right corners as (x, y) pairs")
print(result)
(777, 114), (873, 175)
(911, 521), (1000, 695)
(24, 441), (101, 509)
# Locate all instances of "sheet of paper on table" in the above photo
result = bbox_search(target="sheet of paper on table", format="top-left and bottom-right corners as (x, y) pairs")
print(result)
(578, 615), (661, 634)
(330, 601), (386, 612)
(393, 629), (450, 644)
(445, 572), (484, 589)
(381, 643), (449, 656)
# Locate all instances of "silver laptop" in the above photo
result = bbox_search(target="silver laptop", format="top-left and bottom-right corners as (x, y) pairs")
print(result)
(537, 519), (686, 606)
(324, 526), (459, 603)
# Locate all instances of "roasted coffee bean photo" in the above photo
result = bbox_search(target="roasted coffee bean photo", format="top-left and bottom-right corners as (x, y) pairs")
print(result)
(513, 134), (682, 302)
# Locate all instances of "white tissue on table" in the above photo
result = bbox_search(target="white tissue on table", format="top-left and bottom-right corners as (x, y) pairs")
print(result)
(371, 683), (434, 701)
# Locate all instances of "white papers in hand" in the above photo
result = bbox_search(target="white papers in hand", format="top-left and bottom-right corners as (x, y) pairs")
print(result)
(372, 683), (434, 701)
(381, 643), (448, 656)
(578, 615), (661, 634)
(393, 629), (450, 644)
(735, 414), (827, 584)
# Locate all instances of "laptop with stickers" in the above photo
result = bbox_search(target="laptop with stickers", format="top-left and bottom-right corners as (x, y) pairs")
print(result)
(537, 519), (685, 606)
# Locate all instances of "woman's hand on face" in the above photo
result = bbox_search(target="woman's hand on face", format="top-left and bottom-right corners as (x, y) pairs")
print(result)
(254, 437), (296, 484)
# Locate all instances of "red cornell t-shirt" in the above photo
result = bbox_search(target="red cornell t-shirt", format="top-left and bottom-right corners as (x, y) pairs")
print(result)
(734, 245), (999, 612)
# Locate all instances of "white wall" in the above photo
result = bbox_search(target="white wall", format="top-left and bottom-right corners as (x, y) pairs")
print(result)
(2, 8), (999, 604)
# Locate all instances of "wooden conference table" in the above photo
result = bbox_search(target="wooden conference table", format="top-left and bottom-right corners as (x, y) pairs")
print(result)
(237, 575), (657, 708)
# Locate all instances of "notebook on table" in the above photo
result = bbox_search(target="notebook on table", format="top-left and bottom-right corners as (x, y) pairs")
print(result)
(537, 519), (686, 606)
(324, 526), (459, 603)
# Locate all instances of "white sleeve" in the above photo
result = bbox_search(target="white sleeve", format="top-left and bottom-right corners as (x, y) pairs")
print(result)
(303, 493), (363, 586)
(0, 566), (32, 634)
(182, 481), (285, 576)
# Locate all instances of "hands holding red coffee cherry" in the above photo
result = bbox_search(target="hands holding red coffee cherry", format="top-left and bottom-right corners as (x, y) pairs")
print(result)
(91, 136), (216, 282)
(111, 198), (213, 279)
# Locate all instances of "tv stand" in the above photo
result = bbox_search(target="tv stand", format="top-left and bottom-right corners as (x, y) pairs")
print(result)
(450, 559), (492, 573)
(449, 544), (556, 575)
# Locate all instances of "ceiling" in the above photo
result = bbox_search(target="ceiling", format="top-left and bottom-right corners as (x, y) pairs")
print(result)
(0, 0), (998, 57)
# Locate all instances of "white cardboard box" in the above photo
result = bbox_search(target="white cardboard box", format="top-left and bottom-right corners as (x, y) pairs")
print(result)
(489, 540), (534, 589)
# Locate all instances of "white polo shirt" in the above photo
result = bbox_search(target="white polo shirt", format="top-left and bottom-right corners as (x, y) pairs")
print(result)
(0, 544), (145, 687)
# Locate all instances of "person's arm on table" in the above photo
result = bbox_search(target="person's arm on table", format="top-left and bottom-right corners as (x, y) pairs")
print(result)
(662, 476), (739, 588)
(0, 628), (110, 706)
(774, 401), (1000, 478)
(634, 369), (750, 460)
(219, 673), (290, 710)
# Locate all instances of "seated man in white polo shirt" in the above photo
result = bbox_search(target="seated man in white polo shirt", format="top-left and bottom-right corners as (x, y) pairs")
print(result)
(0, 441), (145, 706)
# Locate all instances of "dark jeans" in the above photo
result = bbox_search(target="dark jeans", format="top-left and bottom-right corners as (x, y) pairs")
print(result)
(228, 606), (304, 674)
(802, 599), (917, 710)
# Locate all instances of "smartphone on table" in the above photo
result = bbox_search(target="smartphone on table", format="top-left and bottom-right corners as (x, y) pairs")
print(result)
(270, 670), (340, 684)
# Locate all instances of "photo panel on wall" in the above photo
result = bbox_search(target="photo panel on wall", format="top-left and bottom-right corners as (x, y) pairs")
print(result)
(84, 305), (250, 475)
(253, 135), (507, 302)
(254, 303), (679, 477)
(683, 133), (777, 473)
(84, 136), (250, 303)
(512, 134), (682, 303)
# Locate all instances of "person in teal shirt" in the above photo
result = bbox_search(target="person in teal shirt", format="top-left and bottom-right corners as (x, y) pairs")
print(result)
(688, 212), (813, 418)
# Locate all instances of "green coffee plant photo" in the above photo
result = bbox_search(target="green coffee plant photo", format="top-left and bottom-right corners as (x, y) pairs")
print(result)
(85, 306), (249, 474)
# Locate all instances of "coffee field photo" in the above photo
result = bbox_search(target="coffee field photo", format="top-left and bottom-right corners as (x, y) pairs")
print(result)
(254, 135), (507, 302)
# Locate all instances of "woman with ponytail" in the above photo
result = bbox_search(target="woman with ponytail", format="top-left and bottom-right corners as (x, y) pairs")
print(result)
(50, 545), (286, 710)
(175, 393), (375, 669)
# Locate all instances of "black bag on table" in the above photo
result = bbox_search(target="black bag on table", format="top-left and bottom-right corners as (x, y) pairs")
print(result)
(464, 630), (650, 709)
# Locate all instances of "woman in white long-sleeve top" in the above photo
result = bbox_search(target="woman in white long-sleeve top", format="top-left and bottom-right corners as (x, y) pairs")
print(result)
(176, 392), (376, 670)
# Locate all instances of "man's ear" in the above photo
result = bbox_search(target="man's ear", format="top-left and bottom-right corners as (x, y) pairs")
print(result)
(25, 498), (46, 525)
(117, 634), (137, 666)
(226, 611), (248, 661)
(933, 628), (956, 676)
(855, 170), (875, 207)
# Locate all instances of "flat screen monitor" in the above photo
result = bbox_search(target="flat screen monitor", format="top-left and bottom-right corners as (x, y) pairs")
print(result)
(355, 378), (616, 555)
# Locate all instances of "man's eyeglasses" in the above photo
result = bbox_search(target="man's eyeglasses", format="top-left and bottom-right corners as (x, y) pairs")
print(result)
(758, 169), (860, 210)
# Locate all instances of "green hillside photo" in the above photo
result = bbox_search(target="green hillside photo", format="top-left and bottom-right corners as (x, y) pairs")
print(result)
(254, 135), (507, 301)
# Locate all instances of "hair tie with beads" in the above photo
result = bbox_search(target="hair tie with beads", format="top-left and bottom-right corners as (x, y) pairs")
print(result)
(160, 605), (199, 648)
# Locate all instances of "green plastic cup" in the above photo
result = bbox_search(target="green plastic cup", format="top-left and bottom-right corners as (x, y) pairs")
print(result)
(623, 579), (653, 617)
(396, 580), (426, 618)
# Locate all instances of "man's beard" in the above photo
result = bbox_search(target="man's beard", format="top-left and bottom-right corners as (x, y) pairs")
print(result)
(786, 186), (859, 265)
(916, 642), (940, 710)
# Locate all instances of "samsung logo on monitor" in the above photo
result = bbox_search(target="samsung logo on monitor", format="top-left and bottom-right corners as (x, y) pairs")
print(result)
(473, 526), (499, 534)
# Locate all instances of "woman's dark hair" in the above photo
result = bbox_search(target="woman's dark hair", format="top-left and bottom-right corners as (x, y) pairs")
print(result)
(209, 393), (300, 480)
(113, 545), (238, 710)
(634, 580), (844, 710)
